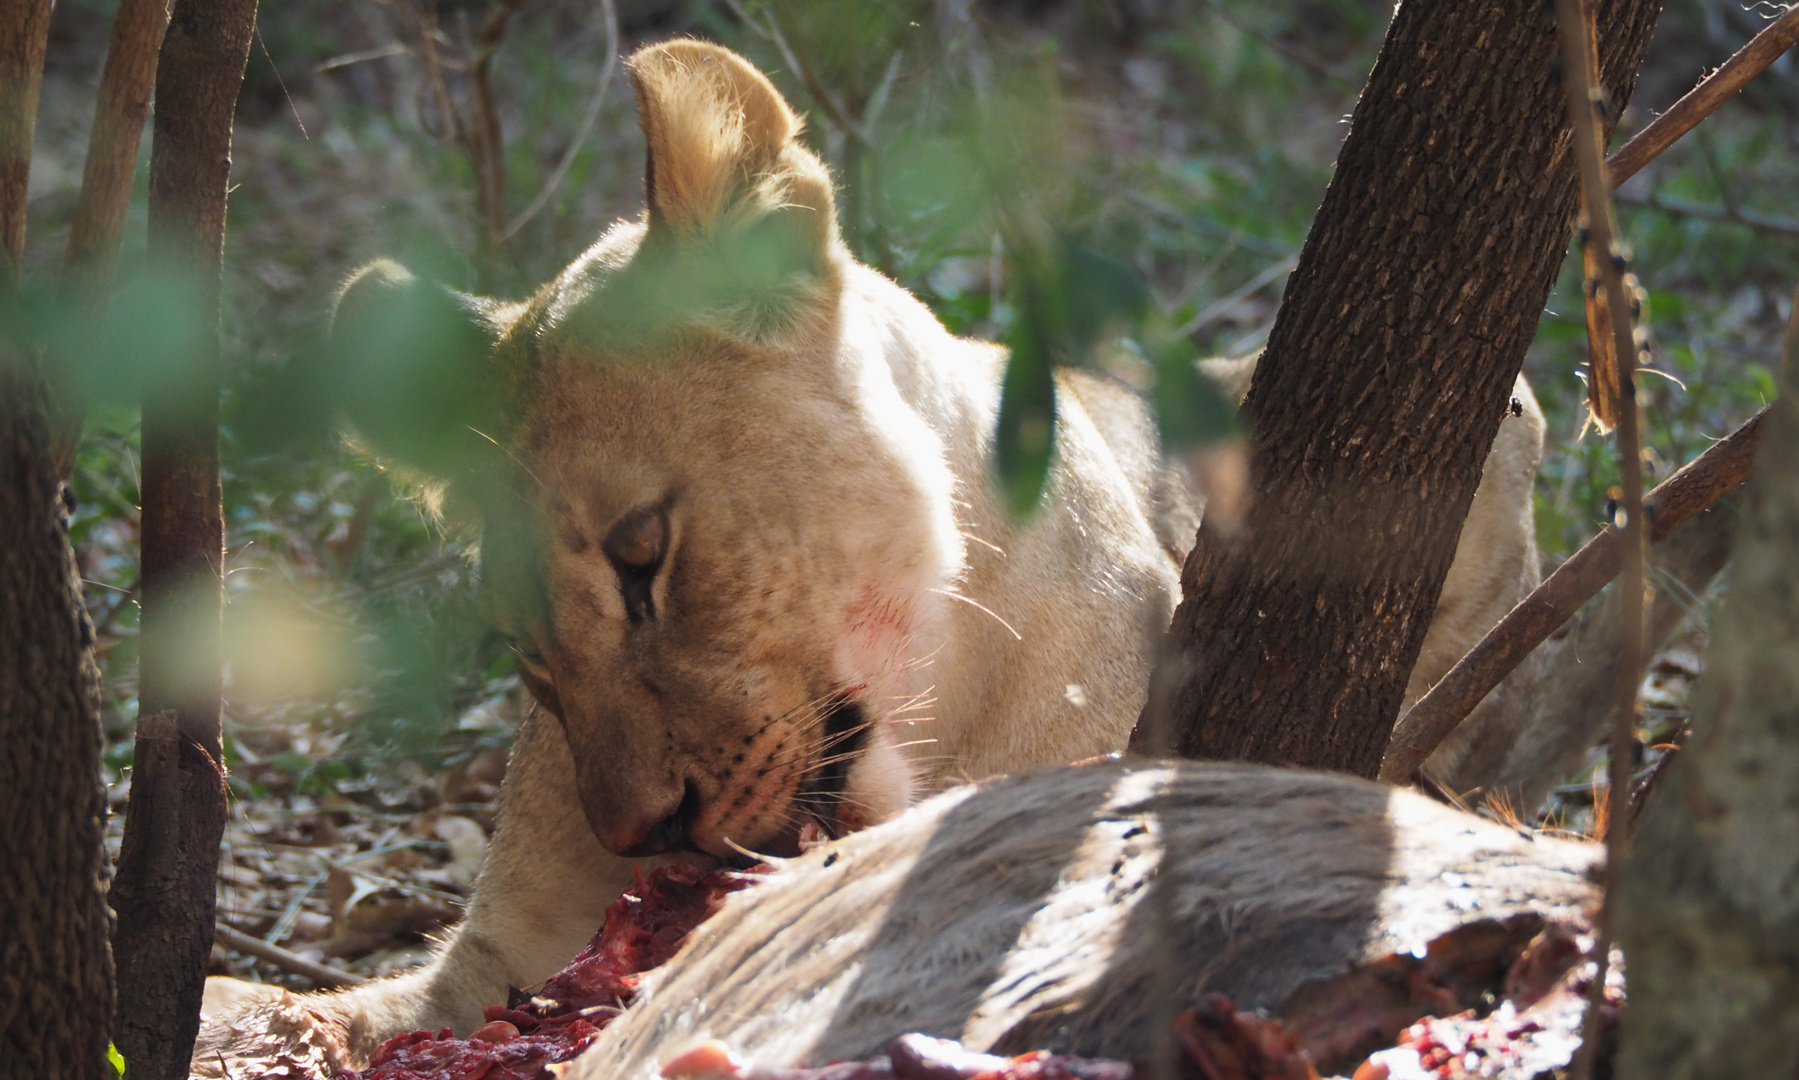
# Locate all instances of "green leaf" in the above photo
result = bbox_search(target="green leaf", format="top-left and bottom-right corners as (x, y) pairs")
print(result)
(1153, 342), (1240, 451)
(995, 314), (1057, 520)
(1057, 242), (1149, 349)
(108, 1042), (126, 1076)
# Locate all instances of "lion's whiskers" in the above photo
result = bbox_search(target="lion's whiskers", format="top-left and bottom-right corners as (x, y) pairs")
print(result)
(927, 587), (1023, 641)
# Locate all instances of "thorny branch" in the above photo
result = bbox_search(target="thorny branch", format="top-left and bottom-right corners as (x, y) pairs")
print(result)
(1384, 0), (1799, 791)
(1550, 2), (1647, 1078)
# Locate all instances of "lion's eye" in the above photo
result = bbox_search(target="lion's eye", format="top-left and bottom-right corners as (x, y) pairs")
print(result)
(603, 507), (668, 623)
(604, 508), (666, 571)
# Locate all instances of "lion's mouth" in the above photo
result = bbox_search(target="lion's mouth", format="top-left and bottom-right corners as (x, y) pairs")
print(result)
(746, 696), (867, 861)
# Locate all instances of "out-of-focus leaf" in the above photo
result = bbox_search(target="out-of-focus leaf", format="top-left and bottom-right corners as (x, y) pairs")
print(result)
(1060, 243), (1149, 349)
(993, 235), (1156, 519)
(1154, 341), (1240, 451)
(995, 287), (1058, 520)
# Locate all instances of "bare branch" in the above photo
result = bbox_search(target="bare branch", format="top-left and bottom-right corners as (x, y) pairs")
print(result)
(64, 0), (171, 308)
(501, 0), (619, 243)
(1380, 407), (1765, 784)
(1606, 3), (1799, 188)
(213, 924), (368, 990)
(469, 0), (529, 258)
(1615, 188), (1799, 237)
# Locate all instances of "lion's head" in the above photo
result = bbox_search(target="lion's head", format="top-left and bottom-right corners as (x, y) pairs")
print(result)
(327, 41), (964, 860)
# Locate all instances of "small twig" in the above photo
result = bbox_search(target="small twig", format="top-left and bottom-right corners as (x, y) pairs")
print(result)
(1380, 406), (1764, 783)
(1199, 0), (1361, 90)
(1614, 188), (1799, 237)
(469, 0), (529, 257)
(1112, 186), (1292, 258)
(214, 923), (368, 988)
(1627, 725), (1689, 835)
(262, 865), (329, 947)
(862, 50), (904, 132)
(313, 43), (410, 74)
(255, 21), (308, 140)
(500, 0), (618, 242)
(1177, 255), (1298, 341)
(1606, 3), (1799, 187)
(1552, 2), (1648, 1074)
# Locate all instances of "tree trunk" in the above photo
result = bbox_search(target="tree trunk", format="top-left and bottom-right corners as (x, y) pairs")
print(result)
(52, 0), (174, 475)
(1, 7), (116, 1076)
(0, 362), (118, 1080)
(0, 0), (51, 280)
(1132, 0), (1662, 778)
(1614, 286), (1799, 1079)
(108, 2), (257, 1078)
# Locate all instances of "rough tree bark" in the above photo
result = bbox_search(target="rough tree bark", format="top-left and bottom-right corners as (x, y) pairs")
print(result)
(1614, 287), (1799, 1078)
(0, 363), (117, 1080)
(0, 5), (117, 1078)
(108, 2), (258, 1078)
(1132, 0), (1662, 777)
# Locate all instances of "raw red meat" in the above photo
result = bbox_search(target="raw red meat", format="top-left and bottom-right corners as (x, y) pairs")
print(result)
(344, 863), (758, 1080)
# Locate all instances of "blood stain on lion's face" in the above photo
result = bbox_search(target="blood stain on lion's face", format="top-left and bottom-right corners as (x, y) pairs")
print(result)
(331, 40), (962, 861)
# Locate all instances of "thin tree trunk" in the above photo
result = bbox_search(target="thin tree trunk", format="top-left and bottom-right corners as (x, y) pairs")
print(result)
(1614, 284), (1799, 1079)
(0, 5), (116, 1077)
(1132, 0), (1662, 778)
(0, 0), (51, 281)
(108, 2), (257, 1077)
(52, 0), (175, 475)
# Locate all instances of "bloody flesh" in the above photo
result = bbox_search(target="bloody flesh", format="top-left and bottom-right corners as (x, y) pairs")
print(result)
(344, 863), (757, 1080)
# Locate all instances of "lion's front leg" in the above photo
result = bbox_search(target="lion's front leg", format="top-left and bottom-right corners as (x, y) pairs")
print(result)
(410, 705), (636, 1029)
(195, 708), (635, 1071)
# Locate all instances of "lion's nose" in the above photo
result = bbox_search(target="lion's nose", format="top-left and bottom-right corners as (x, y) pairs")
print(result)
(615, 780), (704, 858)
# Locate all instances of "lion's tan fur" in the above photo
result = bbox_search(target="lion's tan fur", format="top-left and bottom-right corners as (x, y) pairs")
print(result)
(197, 38), (1551, 1066)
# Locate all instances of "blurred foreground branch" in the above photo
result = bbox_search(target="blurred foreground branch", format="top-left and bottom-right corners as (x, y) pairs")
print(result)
(1616, 278), (1799, 1079)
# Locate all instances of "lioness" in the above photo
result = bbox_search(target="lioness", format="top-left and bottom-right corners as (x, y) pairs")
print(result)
(200, 38), (1544, 1062)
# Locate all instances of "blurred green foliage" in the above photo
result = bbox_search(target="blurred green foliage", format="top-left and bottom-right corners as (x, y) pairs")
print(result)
(24, 0), (1799, 780)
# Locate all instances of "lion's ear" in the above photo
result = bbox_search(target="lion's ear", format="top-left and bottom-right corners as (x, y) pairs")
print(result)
(327, 259), (509, 475)
(628, 39), (838, 260)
